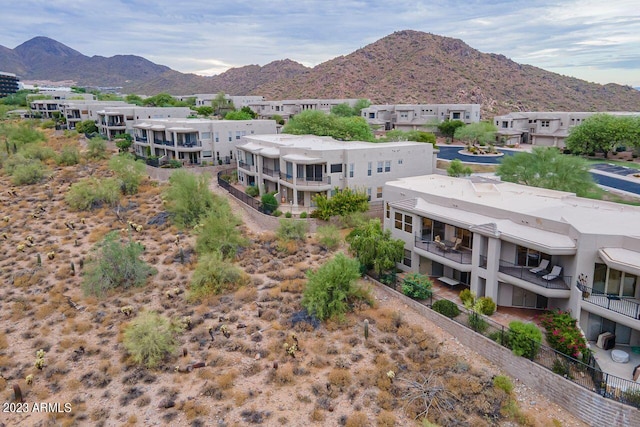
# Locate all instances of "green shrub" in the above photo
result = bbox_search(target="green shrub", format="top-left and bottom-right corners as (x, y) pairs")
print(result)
(539, 309), (589, 360)
(167, 159), (182, 168)
(163, 170), (214, 228)
(188, 251), (248, 302)
(339, 211), (368, 229)
(299, 211), (308, 219)
(459, 289), (473, 306)
(245, 185), (259, 197)
(195, 199), (246, 258)
(108, 154), (146, 195)
(468, 312), (488, 332)
(507, 321), (542, 359)
(477, 296), (496, 315)
(11, 159), (46, 185)
(276, 219), (308, 241)
(66, 177), (120, 210)
(273, 209), (282, 217)
(285, 211), (292, 218)
(622, 389), (640, 407)
(316, 224), (341, 250)
(123, 311), (181, 368)
(40, 120), (56, 129)
(311, 188), (369, 221)
(401, 273), (433, 300)
(493, 375), (513, 394)
(260, 192), (278, 214)
(19, 143), (56, 161)
(431, 299), (460, 318)
(86, 136), (108, 160)
(57, 145), (81, 166)
(551, 359), (573, 379)
(447, 159), (473, 177)
(302, 252), (371, 320)
(82, 231), (156, 296)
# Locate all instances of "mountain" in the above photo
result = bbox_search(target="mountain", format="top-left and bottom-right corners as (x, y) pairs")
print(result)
(2, 31), (640, 116)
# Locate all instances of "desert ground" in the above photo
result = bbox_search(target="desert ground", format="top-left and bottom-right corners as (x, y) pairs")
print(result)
(0, 128), (588, 427)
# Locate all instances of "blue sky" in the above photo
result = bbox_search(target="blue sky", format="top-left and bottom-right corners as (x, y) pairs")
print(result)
(2, 0), (639, 87)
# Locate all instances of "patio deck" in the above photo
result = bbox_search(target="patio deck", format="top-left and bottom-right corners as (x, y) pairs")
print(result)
(591, 344), (640, 383)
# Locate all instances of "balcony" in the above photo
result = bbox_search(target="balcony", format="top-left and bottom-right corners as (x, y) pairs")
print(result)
(413, 236), (471, 265)
(279, 172), (331, 186)
(135, 136), (148, 143)
(177, 141), (202, 149)
(238, 161), (254, 172)
(579, 284), (640, 320)
(106, 121), (125, 127)
(498, 259), (570, 290)
(262, 167), (280, 177)
(153, 139), (174, 146)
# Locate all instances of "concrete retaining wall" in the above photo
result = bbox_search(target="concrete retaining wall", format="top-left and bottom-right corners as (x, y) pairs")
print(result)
(374, 283), (640, 427)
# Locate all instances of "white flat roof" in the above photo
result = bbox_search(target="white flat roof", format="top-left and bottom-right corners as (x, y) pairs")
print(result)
(599, 248), (640, 276)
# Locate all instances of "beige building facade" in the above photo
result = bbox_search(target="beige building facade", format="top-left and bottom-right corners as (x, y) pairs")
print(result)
(362, 104), (481, 131)
(384, 175), (640, 348)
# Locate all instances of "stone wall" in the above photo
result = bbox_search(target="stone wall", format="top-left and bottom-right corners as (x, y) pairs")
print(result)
(374, 283), (640, 427)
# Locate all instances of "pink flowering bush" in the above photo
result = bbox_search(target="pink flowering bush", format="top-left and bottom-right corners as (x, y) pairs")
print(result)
(539, 309), (590, 362)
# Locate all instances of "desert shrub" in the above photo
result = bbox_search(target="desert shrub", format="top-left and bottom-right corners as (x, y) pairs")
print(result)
(477, 296), (496, 315)
(340, 211), (368, 229)
(346, 219), (404, 278)
(401, 273), (433, 300)
(493, 375), (513, 394)
(431, 299), (460, 318)
(344, 411), (369, 427)
(188, 251), (248, 301)
(302, 252), (371, 321)
(10, 159), (46, 185)
(41, 119), (56, 129)
(447, 158), (473, 177)
(19, 143), (56, 161)
(4, 122), (46, 148)
(311, 188), (369, 221)
(299, 211), (307, 219)
(260, 192), (278, 214)
(66, 177), (120, 210)
(82, 231), (156, 297)
(195, 199), (246, 257)
(86, 136), (108, 160)
(57, 145), (81, 166)
(108, 154), (146, 195)
(163, 170), (214, 228)
(123, 311), (181, 368)
(167, 159), (182, 168)
(551, 359), (572, 378)
(507, 321), (542, 359)
(316, 224), (341, 250)
(622, 389), (640, 407)
(285, 211), (292, 218)
(276, 219), (308, 241)
(245, 185), (259, 197)
(459, 289), (473, 306)
(273, 209), (282, 217)
(539, 309), (589, 360)
(468, 312), (488, 332)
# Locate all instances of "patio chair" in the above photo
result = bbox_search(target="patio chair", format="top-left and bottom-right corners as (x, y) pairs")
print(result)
(452, 237), (463, 251)
(542, 265), (562, 281)
(529, 259), (550, 275)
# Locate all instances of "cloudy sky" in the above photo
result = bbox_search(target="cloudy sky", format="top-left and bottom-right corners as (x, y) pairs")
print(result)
(2, 0), (639, 87)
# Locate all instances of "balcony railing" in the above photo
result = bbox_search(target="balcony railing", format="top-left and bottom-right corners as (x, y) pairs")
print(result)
(107, 121), (125, 127)
(177, 141), (201, 148)
(579, 284), (640, 320)
(413, 236), (471, 264)
(498, 259), (570, 290)
(262, 167), (280, 177)
(238, 161), (254, 171)
(278, 172), (330, 185)
(135, 136), (148, 143)
(280, 172), (294, 183)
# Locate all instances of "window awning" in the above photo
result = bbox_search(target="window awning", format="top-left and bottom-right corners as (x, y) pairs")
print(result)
(598, 248), (640, 276)
(281, 154), (322, 163)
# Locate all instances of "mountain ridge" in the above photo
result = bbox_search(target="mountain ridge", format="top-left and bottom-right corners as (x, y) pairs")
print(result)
(2, 31), (639, 116)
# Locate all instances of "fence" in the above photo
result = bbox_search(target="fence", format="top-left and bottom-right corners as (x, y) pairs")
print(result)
(217, 169), (263, 212)
(386, 277), (640, 410)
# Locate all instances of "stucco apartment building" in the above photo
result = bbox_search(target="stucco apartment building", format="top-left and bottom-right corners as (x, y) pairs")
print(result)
(494, 111), (640, 147)
(29, 93), (97, 119)
(362, 104), (481, 131)
(193, 94), (265, 109)
(132, 118), (277, 166)
(384, 174), (640, 348)
(247, 99), (362, 121)
(58, 100), (130, 130)
(0, 71), (20, 97)
(236, 134), (437, 208)
(96, 106), (194, 140)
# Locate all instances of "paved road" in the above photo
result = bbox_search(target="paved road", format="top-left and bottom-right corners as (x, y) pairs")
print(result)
(437, 146), (640, 196)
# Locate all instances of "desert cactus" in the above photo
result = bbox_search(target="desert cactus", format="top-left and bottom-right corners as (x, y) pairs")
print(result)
(25, 374), (34, 385)
(34, 349), (45, 370)
(220, 324), (230, 339)
(17, 243), (25, 252)
(2, 232), (7, 240)
(364, 319), (369, 341)
(70, 262), (75, 276)
(120, 306), (133, 316)
(47, 251), (55, 260)
(13, 384), (23, 403)
(386, 370), (395, 382)
(36, 253), (41, 266)
(2, 215), (9, 222)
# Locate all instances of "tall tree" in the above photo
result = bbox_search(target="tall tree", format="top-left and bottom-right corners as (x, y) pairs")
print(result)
(496, 147), (597, 197)
(438, 119), (465, 141)
(211, 92), (234, 116)
(565, 114), (640, 157)
(346, 219), (404, 277)
(454, 122), (497, 145)
(283, 110), (374, 141)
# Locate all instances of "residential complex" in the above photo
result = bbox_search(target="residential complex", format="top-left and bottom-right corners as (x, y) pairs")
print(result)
(0, 71), (20, 97)
(96, 106), (193, 140)
(246, 99), (362, 120)
(193, 94), (265, 109)
(132, 118), (277, 166)
(58, 100), (129, 130)
(236, 134), (437, 207)
(494, 111), (640, 147)
(384, 174), (640, 348)
(361, 104), (481, 131)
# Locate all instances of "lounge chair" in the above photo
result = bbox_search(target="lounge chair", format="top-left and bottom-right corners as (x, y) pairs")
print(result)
(542, 265), (562, 281)
(452, 237), (463, 251)
(529, 259), (550, 275)
(433, 235), (447, 252)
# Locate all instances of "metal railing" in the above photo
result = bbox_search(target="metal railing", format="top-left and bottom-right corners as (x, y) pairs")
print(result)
(238, 161), (253, 171)
(413, 236), (471, 264)
(498, 259), (571, 290)
(262, 166), (280, 177)
(278, 172), (331, 185)
(579, 284), (640, 320)
(217, 169), (262, 212)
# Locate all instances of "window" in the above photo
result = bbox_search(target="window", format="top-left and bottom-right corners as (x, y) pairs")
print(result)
(540, 120), (550, 128)
(384, 160), (391, 173)
(203, 151), (212, 157)
(394, 212), (403, 230)
(330, 163), (342, 173)
(369, 112), (375, 119)
(367, 188), (372, 201)
(367, 162), (372, 176)
(502, 121), (509, 129)
(394, 213), (412, 233)
(201, 132), (211, 139)
(349, 163), (354, 178)
(228, 131), (232, 142)
(404, 215), (413, 233)
(386, 202), (390, 218)
(236, 131), (242, 140)
(403, 249), (412, 267)
(452, 112), (461, 119)
(214, 132), (219, 142)
(377, 161), (383, 173)
(376, 186), (383, 199)
(398, 159), (403, 165)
